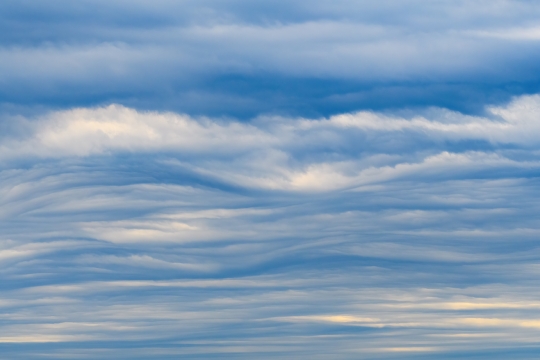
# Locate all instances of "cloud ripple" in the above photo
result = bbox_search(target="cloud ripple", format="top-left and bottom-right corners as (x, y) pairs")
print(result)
(1, 96), (540, 358)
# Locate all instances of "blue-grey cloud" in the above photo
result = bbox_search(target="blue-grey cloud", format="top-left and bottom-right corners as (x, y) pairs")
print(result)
(2, 96), (540, 358)
(2, 1), (540, 117)
(3, 2), (540, 358)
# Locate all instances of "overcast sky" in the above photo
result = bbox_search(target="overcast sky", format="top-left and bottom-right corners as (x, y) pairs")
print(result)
(2, 1), (540, 359)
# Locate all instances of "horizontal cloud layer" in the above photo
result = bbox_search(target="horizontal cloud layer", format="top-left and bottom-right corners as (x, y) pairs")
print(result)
(2, 0), (540, 117)
(2, 96), (540, 358)
(3, 95), (540, 192)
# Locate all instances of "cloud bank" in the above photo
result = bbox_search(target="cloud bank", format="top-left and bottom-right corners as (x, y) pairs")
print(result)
(3, 1), (540, 358)
(3, 95), (540, 191)
(2, 0), (540, 117)
(2, 96), (540, 358)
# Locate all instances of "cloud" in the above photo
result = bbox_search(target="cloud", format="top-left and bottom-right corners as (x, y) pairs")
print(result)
(2, 95), (540, 193)
(3, 2), (540, 356)
(1, 96), (540, 358)
(2, 0), (540, 117)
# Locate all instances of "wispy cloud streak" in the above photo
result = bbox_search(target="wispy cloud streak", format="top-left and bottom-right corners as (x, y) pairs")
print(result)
(2, 0), (540, 117)
(1, 96), (540, 358)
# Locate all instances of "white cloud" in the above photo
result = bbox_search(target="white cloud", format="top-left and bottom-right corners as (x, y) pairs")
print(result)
(2, 95), (540, 192)
(2, 95), (540, 357)
(468, 26), (540, 41)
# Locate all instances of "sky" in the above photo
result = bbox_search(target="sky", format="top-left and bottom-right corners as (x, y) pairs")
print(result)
(2, 1), (540, 359)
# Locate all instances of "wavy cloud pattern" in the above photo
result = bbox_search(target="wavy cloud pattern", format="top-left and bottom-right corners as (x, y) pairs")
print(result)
(1, 95), (540, 358)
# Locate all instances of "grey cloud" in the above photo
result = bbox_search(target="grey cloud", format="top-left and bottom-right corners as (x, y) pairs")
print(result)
(3, 2), (540, 357)
(2, 1), (540, 117)
(2, 99), (540, 357)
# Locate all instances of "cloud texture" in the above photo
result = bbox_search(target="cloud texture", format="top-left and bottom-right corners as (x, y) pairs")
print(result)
(3, 1), (540, 358)
(2, 0), (540, 117)
(2, 95), (540, 358)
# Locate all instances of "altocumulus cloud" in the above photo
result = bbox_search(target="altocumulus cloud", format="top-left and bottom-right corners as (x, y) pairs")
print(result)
(2, 96), (540, 358)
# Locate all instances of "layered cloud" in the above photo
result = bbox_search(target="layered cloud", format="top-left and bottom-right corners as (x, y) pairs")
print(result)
(3, 1), (540, 357)
(2, 96), (540, 358)
(3, 95), (540, 192)
(2, 0), (540, 116)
